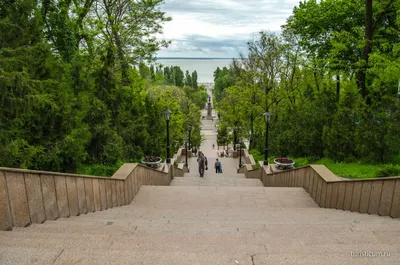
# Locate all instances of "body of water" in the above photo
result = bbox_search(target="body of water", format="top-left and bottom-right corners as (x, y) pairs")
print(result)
(156, 58), (233, 83)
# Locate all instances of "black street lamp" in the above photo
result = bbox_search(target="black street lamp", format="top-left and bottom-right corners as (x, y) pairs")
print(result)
(187, 125), (192, 150)
(233, 127), (237, 151)
(263, 112), (272, 165)
(163, 110), (172, 163)
(184, 138), (188, 167)
(239, 138), (242, 168)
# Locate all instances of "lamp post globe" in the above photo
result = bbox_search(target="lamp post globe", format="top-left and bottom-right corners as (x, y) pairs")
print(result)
(263, 112), (271, 165)
(163, 110), (172, 163)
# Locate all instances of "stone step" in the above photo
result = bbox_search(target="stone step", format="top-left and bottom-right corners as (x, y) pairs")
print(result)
(18, 220), (400, 238)
(11, 222), (137, 236)
(176, 175), (247, 179)
(15, 222), (400, 244)
(170, 181), (262, 185)
(3, 228), (400, 256)
(173, 172), (260, 180)
(0, 247), (63, 265)
(53, 249), (253, 265)
(0, 232), (111, 250)
(37, 219), (400, 232)
(254, 253), (400, 265)
(136, 186), (310, 194)
(2, 235), (399, 265)
(46, 210), (398, 226)
(131, 186), (318, 208)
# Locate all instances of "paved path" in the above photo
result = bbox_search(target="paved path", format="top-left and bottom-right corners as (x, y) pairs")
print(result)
(184, 88), (245, 179)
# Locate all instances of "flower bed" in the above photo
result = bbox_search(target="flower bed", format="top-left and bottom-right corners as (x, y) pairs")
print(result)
(141, 156), (162, 168)
(274, 157), (295, 169)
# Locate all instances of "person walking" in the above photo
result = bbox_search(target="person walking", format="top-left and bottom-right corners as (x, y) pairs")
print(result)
(197, 152), (208, 178)
(192, 147), (197, 157)
(215, 158), (222, 173)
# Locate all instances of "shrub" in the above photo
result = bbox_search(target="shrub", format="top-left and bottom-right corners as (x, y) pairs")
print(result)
(392, 154), (400, 165)
(375, 165), (400, 178)
(293, 157), (310, 167)
(249, 150), (264, 162)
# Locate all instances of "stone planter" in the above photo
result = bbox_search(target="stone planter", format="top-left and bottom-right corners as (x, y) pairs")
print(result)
(141, 156), (162, 168)
(274, 158), (295, 170)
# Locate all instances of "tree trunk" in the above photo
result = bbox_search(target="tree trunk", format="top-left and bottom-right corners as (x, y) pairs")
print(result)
(113, 31), (129, 85)
(360, 0), (373, 100)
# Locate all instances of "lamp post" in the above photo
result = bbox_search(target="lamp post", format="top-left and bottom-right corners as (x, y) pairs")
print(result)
(163, 110), (172, 163)
(238, 138), (242, 168)
(233, 127), (237, 151)
(263, 112), (272, 165)
(184, 139), (188, 167)
(187, 125), (192, 150)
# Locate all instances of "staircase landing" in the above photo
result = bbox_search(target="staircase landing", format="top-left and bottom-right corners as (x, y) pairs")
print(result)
(1, 185), (400, 264)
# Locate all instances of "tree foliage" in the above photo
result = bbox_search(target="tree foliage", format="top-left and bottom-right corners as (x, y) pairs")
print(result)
(215, 1), (400, 164)
(0, 0), (207, 174)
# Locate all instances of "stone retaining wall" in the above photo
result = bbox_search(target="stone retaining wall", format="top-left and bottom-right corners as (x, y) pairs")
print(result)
(261, 165), (400, 218)
(0, 163), (172, 231)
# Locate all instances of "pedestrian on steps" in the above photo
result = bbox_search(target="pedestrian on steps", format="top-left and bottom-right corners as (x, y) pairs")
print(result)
(192, 147), (197, 157)
(215, 158), (222, 173)
(197, 152), (208, 178)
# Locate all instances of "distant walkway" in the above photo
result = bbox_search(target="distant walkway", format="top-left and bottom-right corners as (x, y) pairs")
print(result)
(183, 88), (245, 179)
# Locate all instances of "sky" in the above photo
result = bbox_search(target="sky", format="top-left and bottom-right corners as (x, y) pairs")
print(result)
(156, 0), (300, 58)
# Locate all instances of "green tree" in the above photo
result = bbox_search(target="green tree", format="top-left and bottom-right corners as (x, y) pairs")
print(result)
(192, 70), (198, 90)
(185, 70), (192, 87)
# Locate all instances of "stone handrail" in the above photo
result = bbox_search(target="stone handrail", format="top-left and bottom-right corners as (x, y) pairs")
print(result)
(0, 163), (173, 231)
(243, 164), (261, 179)
(260, 165), (400, 218)
(238, 149), (260, 178)
(242, 149), (256, 165)
(172, 148), (190, 177)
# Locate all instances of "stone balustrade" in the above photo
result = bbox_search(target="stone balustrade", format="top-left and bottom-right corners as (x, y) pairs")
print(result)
(172, 147), (189, 177)
(260, 165), (400, 218)
(0, 163), (173, 231)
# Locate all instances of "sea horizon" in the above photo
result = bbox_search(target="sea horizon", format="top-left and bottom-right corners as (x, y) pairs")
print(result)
(155, 58), (233, 83)
(156, 57), (239, 60)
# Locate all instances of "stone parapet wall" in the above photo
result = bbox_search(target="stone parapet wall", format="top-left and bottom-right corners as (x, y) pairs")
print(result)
(239, 149), (260, 179)
(0, 163), (172, 231)
(261, 165), (400, 218)
(243, 164), (261, 179)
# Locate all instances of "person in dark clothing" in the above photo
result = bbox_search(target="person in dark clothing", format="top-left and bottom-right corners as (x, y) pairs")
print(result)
(215, 158), (222, 173)
(197, 152), (208, 177)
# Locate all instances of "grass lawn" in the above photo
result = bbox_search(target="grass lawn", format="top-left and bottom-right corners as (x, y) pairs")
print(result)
(248, 150), (400, 179)
(297, 158), (400, 179)
(313, 159), (381, 179)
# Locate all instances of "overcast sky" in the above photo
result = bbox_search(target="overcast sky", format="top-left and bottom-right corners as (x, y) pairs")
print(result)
(156, 0), (300, 58)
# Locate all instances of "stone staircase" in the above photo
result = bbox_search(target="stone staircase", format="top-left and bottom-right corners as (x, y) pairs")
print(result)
(171, 176), (264, 187)
(1, 184), (400, 264)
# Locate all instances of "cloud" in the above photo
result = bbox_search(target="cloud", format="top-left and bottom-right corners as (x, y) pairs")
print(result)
(157, 0), (299, 57)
